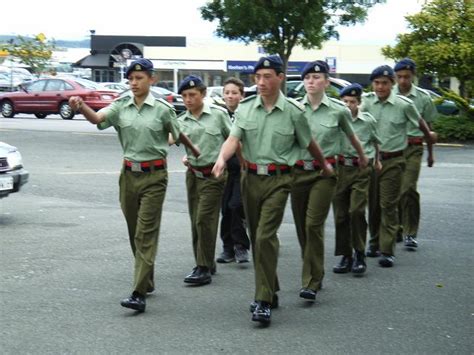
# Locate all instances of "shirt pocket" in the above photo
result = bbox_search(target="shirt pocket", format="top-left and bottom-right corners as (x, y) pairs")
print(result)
(204, 126), (222, 152)
(145, 120), (163, 133)
(240, 120), (258, 145)
(385, 115), (406, 140)
(272, 126), (295, 155)
(317, 119), (339, 148)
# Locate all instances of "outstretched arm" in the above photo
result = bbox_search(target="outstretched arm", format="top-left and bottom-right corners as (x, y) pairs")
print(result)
(212, 136), (240, 177)
(69, 96), (105, 125)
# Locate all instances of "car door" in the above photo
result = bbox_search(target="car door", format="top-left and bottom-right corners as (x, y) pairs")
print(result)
(14, 80), (47, 111)
(40, 79), (69, 111)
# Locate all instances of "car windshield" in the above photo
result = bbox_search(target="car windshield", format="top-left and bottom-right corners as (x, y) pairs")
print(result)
(73, 78), (100, 90)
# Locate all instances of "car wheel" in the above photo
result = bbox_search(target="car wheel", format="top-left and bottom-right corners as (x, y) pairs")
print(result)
(1, 100), (15, 118)
(35, 113), (47, 119)
(59, 102), (75, 120)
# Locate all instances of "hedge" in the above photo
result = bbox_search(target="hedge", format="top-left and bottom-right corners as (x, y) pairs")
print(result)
(433, 114), (474, 142)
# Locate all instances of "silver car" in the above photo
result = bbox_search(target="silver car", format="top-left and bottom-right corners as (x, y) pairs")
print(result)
(0, 142), (29, 199)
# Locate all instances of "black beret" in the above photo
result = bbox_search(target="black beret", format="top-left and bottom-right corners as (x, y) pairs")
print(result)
(394, 58), (416, 72)
(125, 58), (153, 78)
(253, 55), (283, 74)
(340, 83), (363, 98)
(301, 60), (330, 79)
(369, 65), (395, 81)
(178, 75), (205, 94)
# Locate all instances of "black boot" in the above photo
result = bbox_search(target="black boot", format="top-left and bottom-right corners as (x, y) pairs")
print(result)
(351, 250), (367, 275)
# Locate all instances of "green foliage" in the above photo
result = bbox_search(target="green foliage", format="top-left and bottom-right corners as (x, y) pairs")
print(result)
(382, 0), (474, 98)
(0, 34), (55, 75)
(201, 0), (380, 74)
(433, 115), (474, 141)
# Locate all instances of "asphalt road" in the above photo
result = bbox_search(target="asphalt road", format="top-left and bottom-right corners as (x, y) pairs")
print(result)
(1, 115), (473, 354)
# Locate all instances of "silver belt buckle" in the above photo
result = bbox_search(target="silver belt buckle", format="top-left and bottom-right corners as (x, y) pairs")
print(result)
(256, 164), (269, 175)
(303, 161), (314, 171)
(194, 170), (205, 179)
(131, 162), (142, 172)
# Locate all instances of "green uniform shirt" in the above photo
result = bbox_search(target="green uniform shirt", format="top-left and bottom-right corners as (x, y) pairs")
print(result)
(299, 94), (354, 159)
(178, 103), (231, 167)
(394, 84), (438, 137)
(97, 93), (180, 161)
(343, 109), (380, 159)
(361, 91), (421, 152)
(231, 92), (312, 165)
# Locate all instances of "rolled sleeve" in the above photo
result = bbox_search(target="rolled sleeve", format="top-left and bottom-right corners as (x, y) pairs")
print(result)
(97, 101), (120, 130)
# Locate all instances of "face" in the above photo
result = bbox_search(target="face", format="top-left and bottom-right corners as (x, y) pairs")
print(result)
(223, 83), (243, 111)
(372, 77), (394, 100)
(303, 72), (329, 95)
(395, 69), (414, 92)
(128, 71), (154, 98)
(254, 69), (284, 98)
(342, 96), (360, 115)
(181, 87), (205, 112)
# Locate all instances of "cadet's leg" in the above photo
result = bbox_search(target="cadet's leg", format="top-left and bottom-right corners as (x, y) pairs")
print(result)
(290, 169), (312, 257)
(350, 167), (371, 253)
(185, 171), (199, 262)
(333, 166), (352, 257)
(132, 170), (168, 295)
(302, 175), (337, 291)
(378, 157), (405, 258)
(119, 170), (139, 255)
(400, 145), (422, 237)
(367, 167), (380, 254)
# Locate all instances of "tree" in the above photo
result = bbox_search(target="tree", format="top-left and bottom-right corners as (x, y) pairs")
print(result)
(382, 0), (474, 98)
(1, 33), (55, 75)
(201, 0), (384, 90)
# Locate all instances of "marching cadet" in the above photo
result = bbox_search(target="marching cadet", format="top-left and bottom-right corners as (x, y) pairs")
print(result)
(291, 61), (367, 301)
(332, 83), (381, 276)
(177, 75), (231, 286)
(212, 55), (332, 325)
(216, 77), (250, 264)
(394, 58), (437, 249)
(69, 59), (199, 313)
(362, 65), (436, 267)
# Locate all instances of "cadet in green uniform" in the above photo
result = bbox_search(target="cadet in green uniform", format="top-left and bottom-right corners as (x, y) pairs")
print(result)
(394, 58), (437, 249)
(212, 55), (332, 325)
(68, 59), (199, 313)
(291, 61), (368, 300)
(362, 65), (436, 267)
(332, 83), (381, 276)
(177, 75), (231, 286)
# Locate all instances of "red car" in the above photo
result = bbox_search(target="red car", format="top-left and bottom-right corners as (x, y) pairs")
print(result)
(0, 77), (119, 120)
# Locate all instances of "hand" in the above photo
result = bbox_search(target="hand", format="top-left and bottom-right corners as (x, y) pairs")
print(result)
(69, 96), (83, 111)
(181, 155), (189, 167)
(212, 159), (226, 178)
(427, 131), (438, 145)
(359, 155), (369, 170)
(321, 163), (334, 177)
(374, 160), (383, 173)
(427, 155), (434, 168)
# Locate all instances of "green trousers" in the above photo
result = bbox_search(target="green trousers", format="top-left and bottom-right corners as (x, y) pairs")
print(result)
(333, 165), (371, 256)
(186, 170), (226, 269)
(119, 168), (168, 296)
(290, 168), (337, 291)
(368, 156), (406, 255)
(399, 144), (423, 236)
(368, 167), (379, 249)
(241, 170), (292, 303)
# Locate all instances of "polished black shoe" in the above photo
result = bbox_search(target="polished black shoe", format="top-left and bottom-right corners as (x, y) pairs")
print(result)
(216, 250), (235, 263)
(120, 292), (146, 312)
(404, 235), (418, 248)
(184, 266), (212, 285)
(250, 294), (278, 313)
(333, 255), (353, 273)
(366, 246), (381, 258)
(378, 254), (395, 267)
(351, 251), (367, 275)
(299, 288), (317, 300)
(234, 247), (249, 263)
(251, 301), (271, 324)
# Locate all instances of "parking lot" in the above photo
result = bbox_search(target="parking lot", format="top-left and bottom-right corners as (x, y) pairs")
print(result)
(1, 116), (473, 354)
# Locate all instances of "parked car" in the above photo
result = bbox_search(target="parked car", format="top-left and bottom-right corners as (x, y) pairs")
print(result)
(0, 78), (119, 120)
(120, 86), (186, 114)
(97, 82), (129, 93)
(0, 73), (24, 92)
(0, 142), (29, 199)
(425, 89), (459, 116)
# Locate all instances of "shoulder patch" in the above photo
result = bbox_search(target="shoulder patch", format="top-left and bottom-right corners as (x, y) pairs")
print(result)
(286, 97), (305, 111)
(156, 97), (174, 109)
(240, 94), (257, 104)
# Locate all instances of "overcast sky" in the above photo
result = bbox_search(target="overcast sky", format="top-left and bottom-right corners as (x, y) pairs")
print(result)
(1, 0), (423, 44)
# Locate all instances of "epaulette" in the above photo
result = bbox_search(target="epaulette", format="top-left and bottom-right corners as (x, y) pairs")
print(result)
(286, 97), (305, 111)
(240, 94), (257, 103)
(177, 110), (187, 119)
(328, 97), (346, 107)
(414, 86), (431, 97)
(396, 94), (414, 104)
(115, 95), (131, 102)
(362, 92), (376, 98)
(210, 103), (228, 113)
(156, 97), (174, 109)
